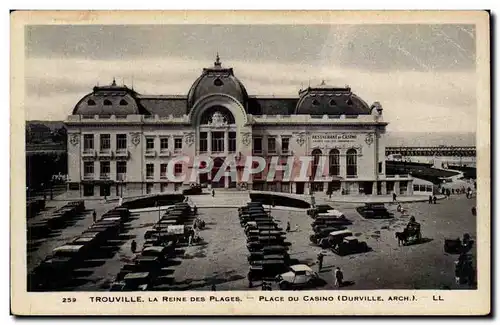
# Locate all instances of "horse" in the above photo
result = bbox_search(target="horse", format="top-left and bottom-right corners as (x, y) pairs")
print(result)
(395, 230), (408, 246)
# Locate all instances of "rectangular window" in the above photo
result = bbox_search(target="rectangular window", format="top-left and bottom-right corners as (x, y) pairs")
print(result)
(160, 137), (169, 151)
(174, 163), (183, 175)
(116, 161), (126, 180)
(253, 137), (262, 154)
(100, 161), (110, 179)
(267, 137), (276, 154)
(212, 132), (224, 153)
(413, 184), (419, 191)
(83, 134), (94, 151)
(100, 134), (111, 151)
(229, 132), (236, 153)
(146, 163), (154, 179)
(116, 134), (127, 150)
(146, 183), (153, 194)
(160, 163), (168, 179)
(174, 183), (181, 191)
(83, 161), (94, 177)
(281, 137), (290, 154)
(161, 183), (168, 192)
(146, 137), (155, 151)
(378, 162), (383, 174)
(174, 138), (183, 151)
(199, 132), (208, 153)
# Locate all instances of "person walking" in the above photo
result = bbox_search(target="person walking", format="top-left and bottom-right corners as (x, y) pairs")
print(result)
(92, 210), (97, 223)
(428, 195), (433, 204)
(392, 192), (397, 202)
(131, 240), (137, 254)
(212, 189), (215, 197)
(317, 251), (325, 272)
(286, 221), (291, 233)
(334, 267), (344, 288)
(433, 195), (437, 204)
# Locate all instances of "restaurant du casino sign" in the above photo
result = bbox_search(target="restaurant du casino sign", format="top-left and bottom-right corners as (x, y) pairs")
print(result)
(311, 133), (358, 144)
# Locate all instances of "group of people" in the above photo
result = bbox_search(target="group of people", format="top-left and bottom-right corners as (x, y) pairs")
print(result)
(316, 252), (344, 288)
(440, 186), (474, 199)
(427, 195), (438, 204)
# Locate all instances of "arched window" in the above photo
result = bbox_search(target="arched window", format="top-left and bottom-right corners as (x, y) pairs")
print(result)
(329, 99), (336, 106)
(346, 148), (357, 177)
(119, 99), (128, 106)
(311, 149), (322, 178)
(329, 149), (340, 176)
(346, 98), (353, 106)
(200, 106), (235, 125)
(103, 99), (112, 106)
(87, 99), (96, 106)
(312, 99), (320, 106)
(214, 78), (224, 86)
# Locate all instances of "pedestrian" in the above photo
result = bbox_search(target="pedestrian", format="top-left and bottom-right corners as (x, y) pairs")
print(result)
(397, 204), (402, 213)
(188, 233), (193, 246)
(471, 206), (476, 216)
(92, 210), (97, 223)
(131, 240), (137, 254)
(428, 195), (433, 204)
(433, 195), (437, 204)
(329, 191), (332, 199)
(441, 187), (446, 195)
(334, 267), (344, 288)
(212, 189), (215, 197)
(452, 188), (455, 195)
(286, 221), (291, 232)
(392, 192), (397, 202)
(317, 252), (325, 272)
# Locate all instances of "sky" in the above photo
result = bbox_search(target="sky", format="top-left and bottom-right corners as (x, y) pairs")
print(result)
(24, 24), (477, 133)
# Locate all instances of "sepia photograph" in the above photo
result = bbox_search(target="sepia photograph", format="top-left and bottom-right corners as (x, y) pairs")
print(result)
(10, 10), (490, 315)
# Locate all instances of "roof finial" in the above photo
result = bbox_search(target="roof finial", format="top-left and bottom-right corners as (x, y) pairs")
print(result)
(321, 79), (326, 86)
(214, 52), (221, 67)
(112, 77), (116, 86)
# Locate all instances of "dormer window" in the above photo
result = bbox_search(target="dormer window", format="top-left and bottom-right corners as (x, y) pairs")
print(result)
(214, 78), (224, 86)
(104, 99), (112, 106)
(312, 99), (320, 106)
(346, 98), (353, 106)
(329, 99), (337, 106)
(87, 99), (96, 106)
(119, 99), (128, 106)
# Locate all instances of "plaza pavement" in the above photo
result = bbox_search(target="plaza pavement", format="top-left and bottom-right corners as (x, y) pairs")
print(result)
(27, 191), (476, 291)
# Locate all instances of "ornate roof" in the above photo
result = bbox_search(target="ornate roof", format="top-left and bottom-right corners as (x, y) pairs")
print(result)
(186, 54), (249, 112)
(72, 79), (148, 116)
(295, 81), (371, 115)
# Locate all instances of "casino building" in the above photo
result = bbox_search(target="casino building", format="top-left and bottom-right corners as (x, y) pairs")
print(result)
(65, 55), (413, 197)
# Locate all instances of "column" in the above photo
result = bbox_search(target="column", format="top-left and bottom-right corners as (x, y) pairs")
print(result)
(381, 181), (387, 195)
(372, 182), (378, 196)
(207, 131), (212, 153)
(394, 181), (400, 195)
(224, 131), (229, 155)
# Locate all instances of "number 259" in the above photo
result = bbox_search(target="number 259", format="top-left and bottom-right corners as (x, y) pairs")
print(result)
(62, 297), (76, 303)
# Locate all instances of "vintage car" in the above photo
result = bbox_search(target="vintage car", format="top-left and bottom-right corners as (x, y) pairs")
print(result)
(312, 224), (348, 234)
(141, 245), (175, 260)
(356, 203), (393, 219)
(309, 226), (348, 244)
(110, 272), (151, 291)
(444, 234), (474, 254)
(307, 204), (334, 218)
(182, 185), (203, 195)
(247, 260), (289, 281)
(247, 235), (286, 244)
(276, 264), (321, 290)
(332, 236), (370, 255)
(318, 229), (353, 249)
(311, 213), (351, 227)
(247, 240), (291, 252)
(248, 252), (289, 263)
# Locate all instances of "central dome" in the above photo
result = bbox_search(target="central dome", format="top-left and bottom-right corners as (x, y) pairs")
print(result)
(187, 54), (248, 112)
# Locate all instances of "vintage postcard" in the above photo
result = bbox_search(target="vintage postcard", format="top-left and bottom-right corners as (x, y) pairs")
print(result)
(10, 10), (490, 316)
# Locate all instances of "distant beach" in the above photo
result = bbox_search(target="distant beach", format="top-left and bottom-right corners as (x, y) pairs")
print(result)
(386, 132), (476, 147)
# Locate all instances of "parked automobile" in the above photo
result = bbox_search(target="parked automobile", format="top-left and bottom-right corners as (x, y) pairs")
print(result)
(309, 226), (348, 245)
(318, 229), (353, 249)
(307, 204), (335, 218)
(182, 185), (203, 195)
(332, 236), (370, 256)
(356, 203), (393, 219)
(276, 264), (321, 290)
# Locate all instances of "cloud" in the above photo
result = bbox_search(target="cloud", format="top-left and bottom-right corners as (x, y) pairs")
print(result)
(24, 56), (477, 132)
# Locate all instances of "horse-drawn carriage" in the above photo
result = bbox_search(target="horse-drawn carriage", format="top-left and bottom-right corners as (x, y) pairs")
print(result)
(395, 220), (422, 246)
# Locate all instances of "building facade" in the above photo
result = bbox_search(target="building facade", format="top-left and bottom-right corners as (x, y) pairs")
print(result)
(65, 56), (413, 197)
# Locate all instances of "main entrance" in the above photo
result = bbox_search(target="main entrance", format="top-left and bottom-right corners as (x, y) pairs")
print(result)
(211, 158), (226, 188)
